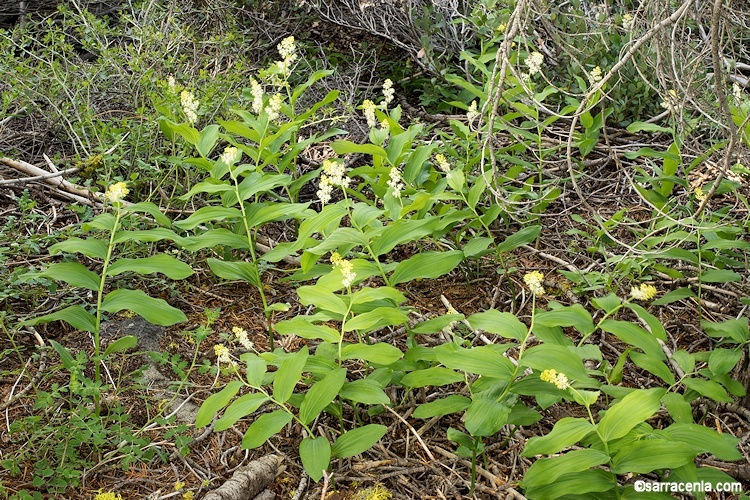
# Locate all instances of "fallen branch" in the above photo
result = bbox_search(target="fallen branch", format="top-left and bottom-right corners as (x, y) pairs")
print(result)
(203, 454), (281, 500)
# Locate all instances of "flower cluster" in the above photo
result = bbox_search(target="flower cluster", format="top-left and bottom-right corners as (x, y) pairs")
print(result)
(167, 75), (177, 93)
(434, 154), (451, 173)
(276, 36), (297, 75)
(180, 90), (199, 125)
(387, 167), (404, 198)
(382, 79), (394, 107)
(694, 186), (707, 203)
(317, 159), (350, 205)
(622, 13), (634, 31)
(362, 99), (378, 128)
(331, 252), (357, 288)
(266, 93), (283, 122)
(523, 271), (545, 296)
(94, 492), (123, 500)
(733, 82), (744, 102)
(525, 51), (544, 76)
(214, 344), (232, 365)
(540, 369), (570, 390)
(588, 66), (603, 84)
(250, 78), (264, 114)
(660, 89), (679, 112)
(105, 182), (129, 203)
(232, 326), (254, 351)
(220, 146), (241, 165)
(629, 283), (657, 301)
(466, 100), (479, 122)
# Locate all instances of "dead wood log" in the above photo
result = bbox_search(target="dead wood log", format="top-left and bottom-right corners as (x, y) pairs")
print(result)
(203, 454), (281, 500)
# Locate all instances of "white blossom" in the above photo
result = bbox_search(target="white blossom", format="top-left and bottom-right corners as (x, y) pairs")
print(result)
(525, 51), (544, 76)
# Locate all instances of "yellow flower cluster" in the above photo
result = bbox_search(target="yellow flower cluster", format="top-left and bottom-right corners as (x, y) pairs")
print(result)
(382, 79), (394, 107)
(276, 36), (297, 75)
(540, 369), (570, 390)
(434, 154), (451, 173)
(105, 182), (129, 203)
(331, 252), (357, 288)
(362, 99), (377, 128)
(523, 271), (545, 296)
(589, 66), (603, 84)
(180, 90), (199, 125)
(526, 51), (544, 76)
(220, 146), (241, 165)
(250, 78), (264, 114)
(213, 344), (231, 365)
(94, 492), (123, 500)
(232, 326), (254, 351)
(387, 167), (404, 199)
(629, 283), (658, 301)
(466, 100), (479, 122)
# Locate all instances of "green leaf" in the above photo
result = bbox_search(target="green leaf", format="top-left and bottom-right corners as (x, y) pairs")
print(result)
(195, 380), (243, 427)
(339, 379), (391, 405)
(522, 417), (596, 456)
(330, 140), (388, 157)
(464, 397), (511, 437)
(522, 449), (610, 489)
(661, 392), (693, 424)
(101, 289), (187, 326)
(300, 368), (347, 425)
(122, 201), (172, 226)
(103, 335), (138, 356)
(343, 307), (409, 332)
(390, 250), (463, 285)
(496, 226), (541, 254)
(661, 423), (741, 461)
(330, 424), (387, 458)
(524, 469), (616, 500)
(49, 238), (108, 259)
(411, 314), (465, 334)
(22, 305), (97, 333)
(370, 218), (437, 256)
(519, 345), (591, 384)
(463, 236), (493, 258)
(207, 258), (260, 287)
(340, 343), (403, 365)
(49, 339), (76, 370)
(273, 346), (309, 403)
(196, 124), (220, 158)
(350, 287), (406, 306)
(702, 318), (748, 343)
(597, 388), (665, 442)
(274, 317), (340, 343)
(591, 293), (621, 314)
(652, 287), (697, 305)
(413, 395), (471, 419)
(467, 310), (527, 341)
(536, 305), (595, 336)
(35, 262), (101, 291)
(682, 377), (732, 402)
(241, 410), (294, 449)
(173, 206), (242, 230)
(630, 352), (674, 385)
(600, 320), (664, 359)
(297, 286), (348, 316)
(214, 393), (268, 431)
(610, 439), (694, 474)
(106, 255), (194, 279)
(180, 229), (248, 251)
(400, 367), (463, 388)
(708, 348), (743, 376)
(435, 343), (515, 379)
(241, 353), (267, 387)
(627, 121), (674, 134)
(700, 269), (742, 283)
(300, 436), (331, 482)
